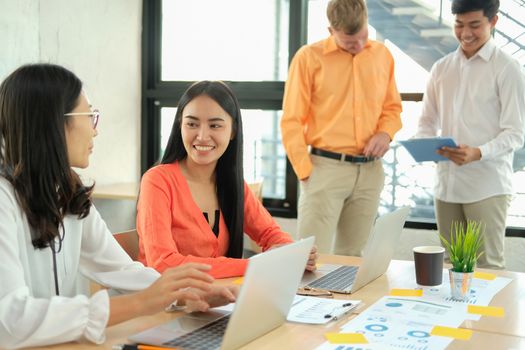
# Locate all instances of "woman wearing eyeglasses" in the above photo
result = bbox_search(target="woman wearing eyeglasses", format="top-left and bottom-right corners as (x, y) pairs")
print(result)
(0, 64), (237, 348)
(136, 81), (318, 279)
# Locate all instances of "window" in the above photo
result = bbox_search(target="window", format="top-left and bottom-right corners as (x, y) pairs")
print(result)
(142, 0), (299, 217)
(161, 0), (289, 81)
(142, 0), (525, 234)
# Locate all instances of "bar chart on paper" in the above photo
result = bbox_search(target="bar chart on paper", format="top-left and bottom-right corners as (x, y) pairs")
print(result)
(335, 297), (464, 350)
(404, 271), (512, 307)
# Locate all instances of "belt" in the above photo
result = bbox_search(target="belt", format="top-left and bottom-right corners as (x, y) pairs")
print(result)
(311, 147), (376, 163)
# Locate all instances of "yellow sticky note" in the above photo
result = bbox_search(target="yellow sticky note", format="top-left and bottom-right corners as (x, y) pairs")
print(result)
(389, 289), (423, 297)
(467, 304), (505, 317)
(431, 326), (473, 340)
(232, 277), (244, 285)
(473, 271), (497, 280)
(325, 333), (368, 344)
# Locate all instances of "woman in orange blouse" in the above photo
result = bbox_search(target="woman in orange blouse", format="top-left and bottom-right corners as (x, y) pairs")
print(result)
(137, 81), (317, 278)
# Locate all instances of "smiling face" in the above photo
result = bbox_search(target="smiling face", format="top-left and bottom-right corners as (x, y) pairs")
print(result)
(64, 92), (97, 168)
(180, 94), (234, 169)
(454, 10), (497, 59)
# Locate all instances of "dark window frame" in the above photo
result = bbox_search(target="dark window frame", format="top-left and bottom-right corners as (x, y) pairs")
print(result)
(141, 0), (307, 218)
(141, 0), (525, 237)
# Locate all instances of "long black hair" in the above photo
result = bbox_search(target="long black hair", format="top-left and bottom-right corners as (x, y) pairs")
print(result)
(162, 81), (244, 258)
(0, 63), (93, 249)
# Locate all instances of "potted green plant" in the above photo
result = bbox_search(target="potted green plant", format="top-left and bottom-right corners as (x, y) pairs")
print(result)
(439, 220), (484, 300)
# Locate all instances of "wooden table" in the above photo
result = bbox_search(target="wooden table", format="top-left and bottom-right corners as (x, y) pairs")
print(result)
(29, 256), (525, 349)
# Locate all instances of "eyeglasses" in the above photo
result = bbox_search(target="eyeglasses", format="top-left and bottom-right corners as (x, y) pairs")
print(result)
(64, 109), (100, 129)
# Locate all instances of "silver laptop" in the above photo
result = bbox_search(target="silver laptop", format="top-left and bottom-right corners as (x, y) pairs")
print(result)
(128, 236), (315, 350)
(301, 206), (410, 294)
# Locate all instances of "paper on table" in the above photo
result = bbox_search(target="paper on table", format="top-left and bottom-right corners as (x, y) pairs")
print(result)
(287, 295), (360, 324)
(339, 296), (466, 350)
(391, 269), (512, 307)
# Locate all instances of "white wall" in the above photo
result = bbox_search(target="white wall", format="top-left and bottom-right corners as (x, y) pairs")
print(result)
(0, 0), (142, 185)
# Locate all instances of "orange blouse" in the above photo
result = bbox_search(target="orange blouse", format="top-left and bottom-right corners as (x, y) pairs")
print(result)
(136, 162), (294, 278)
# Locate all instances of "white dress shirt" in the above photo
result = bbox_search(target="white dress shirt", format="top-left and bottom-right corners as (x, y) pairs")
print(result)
(0, 178), (160, 348)
(416, 39), (525, 203)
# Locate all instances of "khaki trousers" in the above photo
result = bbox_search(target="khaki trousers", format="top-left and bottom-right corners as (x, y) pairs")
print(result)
(298, 155), (385, 255)
(435, 195), (511, 270)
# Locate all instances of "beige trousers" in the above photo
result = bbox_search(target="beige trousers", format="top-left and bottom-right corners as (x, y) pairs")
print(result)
(435, 195), (511, 270)
(297, 155), (385, 255)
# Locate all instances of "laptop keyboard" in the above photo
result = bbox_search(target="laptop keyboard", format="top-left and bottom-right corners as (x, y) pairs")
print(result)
(306, 265), (358, 292)
(163, 315), (230, 349)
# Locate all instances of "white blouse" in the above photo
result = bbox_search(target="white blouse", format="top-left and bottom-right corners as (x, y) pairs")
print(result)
(416, 39), (525, 203)
(0, 178), (160, 348)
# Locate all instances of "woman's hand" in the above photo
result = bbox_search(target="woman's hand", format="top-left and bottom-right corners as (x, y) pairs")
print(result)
(135, 263), (214, 316)
(305, 245), (318, 272)
(269, 243), (318, 272)
(108, 263), (215, 326)
(184, 284), (240, 313)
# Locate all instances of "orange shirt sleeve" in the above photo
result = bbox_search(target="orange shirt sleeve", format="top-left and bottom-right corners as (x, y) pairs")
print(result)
(243, 182), (294, 250)
(376, 49), (402, 140)
(281, 46), (315, 180)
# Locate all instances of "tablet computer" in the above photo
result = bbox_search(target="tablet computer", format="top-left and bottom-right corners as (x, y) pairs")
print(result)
(398, 137), (457, 162)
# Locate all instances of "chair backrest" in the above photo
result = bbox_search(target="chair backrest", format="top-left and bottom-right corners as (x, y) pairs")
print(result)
(247, 181), (263, 202)
(245, 181), (264, 255)
(113, 229), (140, 261)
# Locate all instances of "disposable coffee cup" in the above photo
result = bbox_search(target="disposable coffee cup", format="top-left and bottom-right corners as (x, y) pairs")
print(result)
(413, 246), (445, 286)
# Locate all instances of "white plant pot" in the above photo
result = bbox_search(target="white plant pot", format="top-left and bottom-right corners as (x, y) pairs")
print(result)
(448, 269), (473, 300)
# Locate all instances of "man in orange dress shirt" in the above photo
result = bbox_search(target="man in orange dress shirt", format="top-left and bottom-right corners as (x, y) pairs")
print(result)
(281, 0), (402, 255)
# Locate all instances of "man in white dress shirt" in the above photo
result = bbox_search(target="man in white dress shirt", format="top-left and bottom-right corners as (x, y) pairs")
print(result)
(416, 0), (525, 269)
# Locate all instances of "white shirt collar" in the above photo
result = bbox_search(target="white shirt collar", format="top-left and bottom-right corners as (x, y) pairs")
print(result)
(455, 38), (496, 62)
